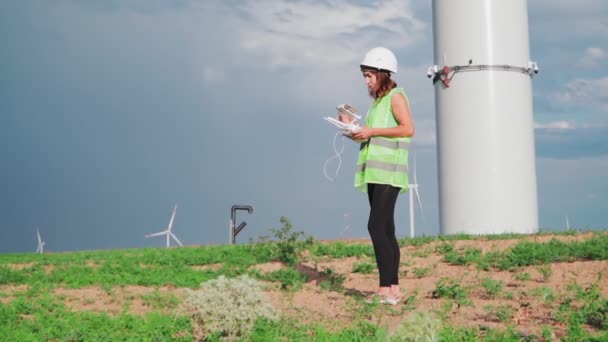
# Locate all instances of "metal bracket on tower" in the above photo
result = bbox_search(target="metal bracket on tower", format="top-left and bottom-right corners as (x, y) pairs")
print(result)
(229, 205), (253, 244)
(427, 59), (540, 87)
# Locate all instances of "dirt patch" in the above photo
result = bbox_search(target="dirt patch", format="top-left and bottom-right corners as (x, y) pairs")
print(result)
(0, 284), (30, 294)
(265, 283), (357, 332)
(523, 260), (608, 296)
(192, 263), (223, 271)
(248, 261), (284, 273)
(54, 287), (122, 314)
(4, 263), (55, 274)
(6, 263), (35, 270)
(53, 285), (183, 315)
(0, 284), (30, 304)
(138, 263), (156, 269)
(85, 261), (100, 269)
(309, 256), (362, 275)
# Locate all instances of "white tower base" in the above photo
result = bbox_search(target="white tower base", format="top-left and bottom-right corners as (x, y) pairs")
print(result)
(431, 0), (539, 235)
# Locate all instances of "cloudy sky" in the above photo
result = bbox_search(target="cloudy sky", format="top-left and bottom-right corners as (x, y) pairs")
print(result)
(1, 0), (606, 253)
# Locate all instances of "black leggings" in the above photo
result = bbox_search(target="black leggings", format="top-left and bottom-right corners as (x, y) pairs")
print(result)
(367, 183), (400, 287)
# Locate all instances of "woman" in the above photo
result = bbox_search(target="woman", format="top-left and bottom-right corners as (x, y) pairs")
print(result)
(340, 47), (414, 305)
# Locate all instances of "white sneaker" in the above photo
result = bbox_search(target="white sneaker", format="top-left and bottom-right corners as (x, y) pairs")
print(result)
(365, 294), (400, 305)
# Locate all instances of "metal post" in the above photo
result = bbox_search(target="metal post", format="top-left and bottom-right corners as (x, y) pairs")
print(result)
(230, 205), (253, 244)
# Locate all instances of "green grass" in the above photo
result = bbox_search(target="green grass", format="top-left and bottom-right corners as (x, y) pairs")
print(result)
(1, 229), (608, 340)
(0, 295), (192, 341)
(310, 242), (374, 258)
(436, 233), (608, 271)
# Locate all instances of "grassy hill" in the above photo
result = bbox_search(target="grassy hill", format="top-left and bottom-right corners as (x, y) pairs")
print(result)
(2, 221), (608, 341)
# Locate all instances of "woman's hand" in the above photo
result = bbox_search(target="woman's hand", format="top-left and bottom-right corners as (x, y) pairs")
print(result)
(352, 127), (374, 141)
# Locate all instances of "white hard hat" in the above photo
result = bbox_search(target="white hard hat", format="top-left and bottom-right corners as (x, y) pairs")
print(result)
(360, 47), (398, 74)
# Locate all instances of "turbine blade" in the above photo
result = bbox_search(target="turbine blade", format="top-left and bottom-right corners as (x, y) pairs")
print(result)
(412, 154), (418, 184)
(170, 232), (183, 247)
(145, 231), (167, 238)
(414, 188), (427, 223)
(167, 204), (177, 231)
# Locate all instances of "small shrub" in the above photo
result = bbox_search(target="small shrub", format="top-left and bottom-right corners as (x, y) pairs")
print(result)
(541, 325), (556, 341)
(483, 304), (514, 322)
(412, 248), (433, 258)
(580, 298), (608, 330)
(352, 261), (375, 274)
(390, 311), (442, 341)
(536, 264), (553, 282)
(555, 297), (574, 324)
(141, 290), (179, 310)
(402, 290), (420, 311)
(262, 267), (307, 291)
(514, 271), (531, 281)
(413, 267), (431, 279)
(269, 217), (313, 265)
(531, 286), (555, 303)
(399, 236), (436, 247)
(432, 278), (471, 307)
(436, 242), (454, 254)
(481, 278), (504, 299)
(443, 247), (481, 266)
(319, 267), (346, 291)
(311, 243), (374, 258)
(181, 275), (279, 341)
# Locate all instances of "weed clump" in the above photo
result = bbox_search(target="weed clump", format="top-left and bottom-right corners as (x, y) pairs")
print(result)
(181, 275), (278, 341)
(432, 278), (471, 307)
(390, 311), (442, 341)
(256, 217), (313, 265)
(352, 257), (375, 274)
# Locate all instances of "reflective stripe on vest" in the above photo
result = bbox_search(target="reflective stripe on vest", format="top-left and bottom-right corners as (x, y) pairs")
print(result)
(359, 138), (410, 151)
(355, 160), (408, 173)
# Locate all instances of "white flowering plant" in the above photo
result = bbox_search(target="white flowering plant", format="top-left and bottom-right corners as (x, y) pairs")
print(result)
(181, 275), (279, 341)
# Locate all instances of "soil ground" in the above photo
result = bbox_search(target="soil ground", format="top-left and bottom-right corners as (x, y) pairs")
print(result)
(2, 232), (607, 340)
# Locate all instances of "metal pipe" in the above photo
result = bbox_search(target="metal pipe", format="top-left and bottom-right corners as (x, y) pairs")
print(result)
(230, 205), (253, 244)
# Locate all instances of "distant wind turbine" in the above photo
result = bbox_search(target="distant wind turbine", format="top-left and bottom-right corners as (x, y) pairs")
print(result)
(36, 229), (45, 254)
(145, 204), (183, 248)
(343, 210), (351, 238)
(408, 155), (425, 238)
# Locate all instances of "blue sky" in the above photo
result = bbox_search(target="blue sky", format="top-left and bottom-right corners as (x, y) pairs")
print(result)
(1, 0), (607, 253)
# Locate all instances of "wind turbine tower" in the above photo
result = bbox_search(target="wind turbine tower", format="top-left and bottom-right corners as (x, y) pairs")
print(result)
(343, 210), (351, 238)
(145, 204), (183, 248)
(36, 229), (45, 254)
(429, 0), (539, 235)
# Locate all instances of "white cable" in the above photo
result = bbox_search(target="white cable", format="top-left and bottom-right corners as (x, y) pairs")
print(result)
(323, 131), (346, 182)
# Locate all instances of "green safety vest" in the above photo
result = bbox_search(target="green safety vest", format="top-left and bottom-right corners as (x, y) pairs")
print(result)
(355, 88), (410, 193)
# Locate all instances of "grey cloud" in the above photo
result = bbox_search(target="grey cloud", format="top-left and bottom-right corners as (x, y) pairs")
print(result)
(230, 0), (425, 70)
(548, 78), (608, 115)
(529, 1), (608, 45)
(577, 47), (608, 69)
(64, 0), (194, 15)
